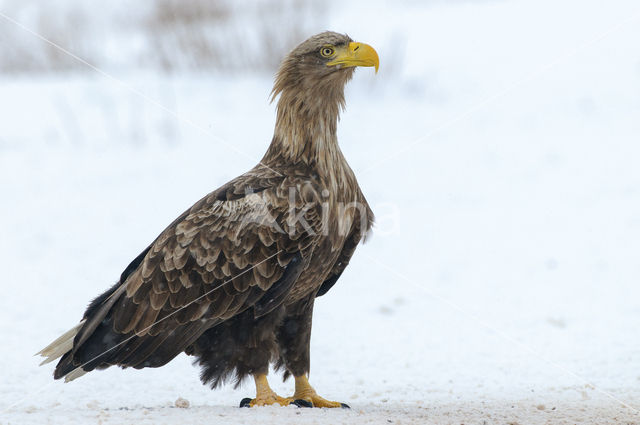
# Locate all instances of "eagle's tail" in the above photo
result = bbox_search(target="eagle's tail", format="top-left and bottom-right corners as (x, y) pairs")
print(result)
(37, 247), (152, 382)
(35, 320), (88, 382)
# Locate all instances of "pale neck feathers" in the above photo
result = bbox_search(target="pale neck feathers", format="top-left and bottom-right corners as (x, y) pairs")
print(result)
(262, 60), (355, 182)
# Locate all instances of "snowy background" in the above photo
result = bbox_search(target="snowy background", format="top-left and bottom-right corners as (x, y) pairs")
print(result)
(1, 0), (640, 423)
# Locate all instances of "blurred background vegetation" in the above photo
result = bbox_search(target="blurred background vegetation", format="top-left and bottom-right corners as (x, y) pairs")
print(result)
(0, 0), (326, 74)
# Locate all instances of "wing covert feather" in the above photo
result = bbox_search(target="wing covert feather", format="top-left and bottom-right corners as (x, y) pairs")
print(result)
(111, 176), (322, 339)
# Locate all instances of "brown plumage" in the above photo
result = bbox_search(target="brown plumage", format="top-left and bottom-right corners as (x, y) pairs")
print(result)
(37, 31), (378, 407)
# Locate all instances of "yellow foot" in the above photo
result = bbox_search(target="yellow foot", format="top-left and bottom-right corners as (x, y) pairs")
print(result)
(240, 394), (293, 407)
(291, 375), (350, 408)
(240, 374), (294, 408)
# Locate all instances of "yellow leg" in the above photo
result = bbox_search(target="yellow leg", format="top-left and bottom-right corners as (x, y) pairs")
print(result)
(291, 375), (348, 408)
(242, 374), (293, 407)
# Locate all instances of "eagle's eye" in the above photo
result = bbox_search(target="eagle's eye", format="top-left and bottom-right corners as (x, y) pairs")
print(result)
(320, 46), (335, 57)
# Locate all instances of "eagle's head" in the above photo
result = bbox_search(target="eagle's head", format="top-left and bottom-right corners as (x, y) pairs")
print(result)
(266, 32), (379, 164)
(271, 31), (379, 107)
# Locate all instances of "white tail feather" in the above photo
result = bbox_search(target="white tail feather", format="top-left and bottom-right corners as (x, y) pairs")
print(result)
(36, 320), (85, 367)
(64, 367), (88, 382)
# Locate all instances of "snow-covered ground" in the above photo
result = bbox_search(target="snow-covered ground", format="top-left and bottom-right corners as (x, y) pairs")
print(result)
(2, 0), (640, 424)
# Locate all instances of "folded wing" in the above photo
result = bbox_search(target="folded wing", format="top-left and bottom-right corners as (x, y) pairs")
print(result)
(50, 175), (323, 379)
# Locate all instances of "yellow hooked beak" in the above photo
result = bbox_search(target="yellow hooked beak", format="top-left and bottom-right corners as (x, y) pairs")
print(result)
(327, 42), (379, 73)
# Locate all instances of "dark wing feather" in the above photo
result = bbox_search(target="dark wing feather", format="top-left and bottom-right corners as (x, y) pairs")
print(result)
(254, 252), (303, 317)
(60, 174), (324, 375)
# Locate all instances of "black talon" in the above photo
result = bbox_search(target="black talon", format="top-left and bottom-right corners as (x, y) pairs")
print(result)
(340, 402), (350, 409)
(239, 397), (252, 408)
(292, 399), (313, 408)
